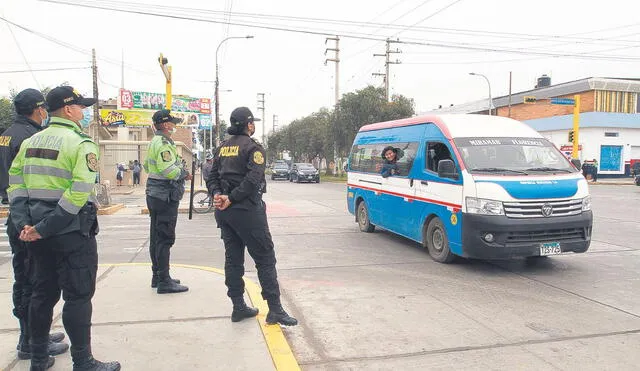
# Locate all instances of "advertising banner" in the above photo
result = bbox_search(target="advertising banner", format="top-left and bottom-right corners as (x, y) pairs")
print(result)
(118, 89), (211, 113)
(100, 109), (197, 127)
(198, 114), (212, 129)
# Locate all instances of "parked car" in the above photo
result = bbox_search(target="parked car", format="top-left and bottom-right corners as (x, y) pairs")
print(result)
(289, 163), (320, 183)
(271, 163), (290, 180)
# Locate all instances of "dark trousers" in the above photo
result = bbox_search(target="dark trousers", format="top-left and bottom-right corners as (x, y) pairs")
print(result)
(29, 232), (98, 362)
(8, 215), (33, 343)
(133, 172), (141, 185)
(146, 195), (179, 279)
(215, 200), (280, 301)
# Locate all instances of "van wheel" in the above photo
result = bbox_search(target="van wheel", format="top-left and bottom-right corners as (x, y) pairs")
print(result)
(424, 218), (455, 263)
(357, 201), (375, 233)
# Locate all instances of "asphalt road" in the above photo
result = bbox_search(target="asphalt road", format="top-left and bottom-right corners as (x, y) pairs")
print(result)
(2, 182), (639, 370)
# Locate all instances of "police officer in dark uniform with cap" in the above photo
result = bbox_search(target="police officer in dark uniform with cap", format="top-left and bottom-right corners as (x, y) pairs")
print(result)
(0, 88), (69, 361)
(8, 86), (120, 371)
(144, 109), (191, 294)
(207, 107), (297, 326)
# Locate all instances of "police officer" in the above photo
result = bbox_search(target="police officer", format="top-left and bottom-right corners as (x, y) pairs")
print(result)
(144, 109), (191, 294)
(7, 86), (120, 370)
(207, 107), (297, 326)
(0, 89), (69, 361)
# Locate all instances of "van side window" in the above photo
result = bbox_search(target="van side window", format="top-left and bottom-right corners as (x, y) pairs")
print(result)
(426, 142), (453, 173)
(349, 142), (419, 175)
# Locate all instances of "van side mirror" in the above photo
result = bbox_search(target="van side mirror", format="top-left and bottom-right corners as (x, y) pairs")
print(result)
(570, 158), (581, 170)
(437, 159), (458, 179)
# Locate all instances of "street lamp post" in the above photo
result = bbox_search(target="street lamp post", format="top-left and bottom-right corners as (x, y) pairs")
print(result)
(469, 72), (492, 115)
(213, 35), (254, 151)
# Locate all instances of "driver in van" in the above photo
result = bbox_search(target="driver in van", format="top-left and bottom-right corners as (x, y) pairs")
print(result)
(381, 146), (400, 178)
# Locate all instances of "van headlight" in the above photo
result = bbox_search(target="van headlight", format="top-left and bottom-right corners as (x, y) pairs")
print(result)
(466, 197), (504, 215)
(582, 195), (592, 211)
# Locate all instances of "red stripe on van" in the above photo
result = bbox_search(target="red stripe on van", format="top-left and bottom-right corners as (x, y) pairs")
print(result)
(348, 183), (462, 209)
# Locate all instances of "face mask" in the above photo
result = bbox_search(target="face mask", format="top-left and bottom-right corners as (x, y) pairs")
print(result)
(40, 109), (49, 127)
(169, 127), (177, 134)
(78, 108), (92, 128)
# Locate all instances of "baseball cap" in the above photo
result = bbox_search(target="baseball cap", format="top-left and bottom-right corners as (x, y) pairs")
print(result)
(230, 107), (261, 126)
(152, 109), (183, 125)
(46, 86), (96, 111)
(14, 88), (46, 114)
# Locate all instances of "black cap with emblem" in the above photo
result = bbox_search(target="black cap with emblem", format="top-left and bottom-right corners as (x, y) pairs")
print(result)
(46, 86), (96, 112)
(152, 109), (182, 127)
(14, 88), (46, 115)
(230, 107), (261, 127)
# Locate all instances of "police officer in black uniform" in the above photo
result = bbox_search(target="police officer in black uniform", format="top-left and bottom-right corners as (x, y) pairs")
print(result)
(0, 89), (69, 361)
(207, 107), (297, 326)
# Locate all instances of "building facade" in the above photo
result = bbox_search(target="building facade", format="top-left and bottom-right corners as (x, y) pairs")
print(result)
(430, 77), (640, 176)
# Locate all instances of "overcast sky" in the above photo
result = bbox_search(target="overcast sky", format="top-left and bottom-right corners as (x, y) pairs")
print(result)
(2, 0), (640, 140)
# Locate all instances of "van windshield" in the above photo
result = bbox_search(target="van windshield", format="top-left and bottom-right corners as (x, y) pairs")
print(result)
(454, 137), (576, 174)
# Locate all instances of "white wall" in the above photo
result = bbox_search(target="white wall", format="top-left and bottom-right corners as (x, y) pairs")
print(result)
(539, 127), (640, 174)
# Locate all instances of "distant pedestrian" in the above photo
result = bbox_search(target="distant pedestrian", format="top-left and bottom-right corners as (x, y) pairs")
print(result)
(132, 160), (141, 186)
(592, 158), (599, 182)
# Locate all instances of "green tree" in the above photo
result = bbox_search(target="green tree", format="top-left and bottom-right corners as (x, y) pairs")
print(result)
(0, 98), (15, 132)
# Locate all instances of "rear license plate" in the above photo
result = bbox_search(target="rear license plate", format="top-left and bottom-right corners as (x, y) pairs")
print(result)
(540, 242), (561, 256)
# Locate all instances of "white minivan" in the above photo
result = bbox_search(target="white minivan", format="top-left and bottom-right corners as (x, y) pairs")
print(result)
(347, 114), (592, 263)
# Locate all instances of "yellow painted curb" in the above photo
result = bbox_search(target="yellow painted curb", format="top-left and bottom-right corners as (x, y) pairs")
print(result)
(98, 203), (125, 215)
(99, 262), (300, 371)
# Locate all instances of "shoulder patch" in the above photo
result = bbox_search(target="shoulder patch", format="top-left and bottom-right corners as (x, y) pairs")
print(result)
(86, 153), (99, 172)
(253, 151), (264, 165)
(161, 151), (172, 162)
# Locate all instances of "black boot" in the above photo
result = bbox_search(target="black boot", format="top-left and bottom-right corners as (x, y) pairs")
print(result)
(73, 356), (121, 371)
(49, 331), (65, 343)
(266, 299), (298, 326)
(151, 274), (181, 288)
(29, 356), (55, 371)
(29, 342), (54, 370)
(18, 341), (69, 359)
(156, 278), (189, 294)
(231, 296), (259, 322)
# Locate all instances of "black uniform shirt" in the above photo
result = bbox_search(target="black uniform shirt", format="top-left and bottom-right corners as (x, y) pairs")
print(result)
(207, 134), (267, 205)
(0, 115), (42, 202)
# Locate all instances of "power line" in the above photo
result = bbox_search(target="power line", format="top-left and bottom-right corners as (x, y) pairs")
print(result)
(0, 67), (90, 73)
(4, 19), (41, 89)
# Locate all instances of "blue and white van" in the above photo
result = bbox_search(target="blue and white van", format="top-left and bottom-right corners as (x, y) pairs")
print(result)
(346, 114), (592, 262)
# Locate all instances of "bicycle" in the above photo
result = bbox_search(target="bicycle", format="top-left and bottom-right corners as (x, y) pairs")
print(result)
(191, 190), (213, 214)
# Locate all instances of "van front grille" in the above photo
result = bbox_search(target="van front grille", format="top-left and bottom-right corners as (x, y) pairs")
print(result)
(503, 199), (583, 218)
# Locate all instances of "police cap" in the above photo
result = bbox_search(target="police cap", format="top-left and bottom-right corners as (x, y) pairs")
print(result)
(14, 88), (46, 115)
(230, 107), (261, 127)
(46, 86), (96, 111)
(152, 109), (183, 125)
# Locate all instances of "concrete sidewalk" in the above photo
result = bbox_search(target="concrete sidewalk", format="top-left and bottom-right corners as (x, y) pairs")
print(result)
(0, 263), (299, 371)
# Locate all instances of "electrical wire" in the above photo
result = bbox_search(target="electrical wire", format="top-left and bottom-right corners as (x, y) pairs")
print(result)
(0, 67), (90, 73)
(3, 18), (42, 89)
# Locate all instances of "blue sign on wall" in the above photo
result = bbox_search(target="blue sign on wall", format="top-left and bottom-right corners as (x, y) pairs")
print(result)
(600, 145), (622, 171)
(550, 98), (576, 106)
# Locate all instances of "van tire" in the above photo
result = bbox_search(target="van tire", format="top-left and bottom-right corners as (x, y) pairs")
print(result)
(424, 218), (455, 263)
(357, 201), (375, 233)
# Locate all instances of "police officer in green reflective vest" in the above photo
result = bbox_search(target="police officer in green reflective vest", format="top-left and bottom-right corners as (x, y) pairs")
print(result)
(144, 109), (191, 294)
(7, 86), (120, 371)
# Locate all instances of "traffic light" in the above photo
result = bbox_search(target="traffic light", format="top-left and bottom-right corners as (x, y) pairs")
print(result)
(568, 130), (575, 143)
(523, 96), (537, 104)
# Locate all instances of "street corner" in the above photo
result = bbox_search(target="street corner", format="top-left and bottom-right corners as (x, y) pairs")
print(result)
(97, 203), (125, 215)
(92, 263), (300, 371)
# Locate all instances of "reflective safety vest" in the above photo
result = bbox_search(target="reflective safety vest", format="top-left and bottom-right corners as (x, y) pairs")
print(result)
(144, 133), (184, 181)
(7, 117), (98, 238)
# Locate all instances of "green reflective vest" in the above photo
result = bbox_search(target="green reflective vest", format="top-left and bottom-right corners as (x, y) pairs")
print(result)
(144, 132), (186, 201)
(7, 117), (98, 238)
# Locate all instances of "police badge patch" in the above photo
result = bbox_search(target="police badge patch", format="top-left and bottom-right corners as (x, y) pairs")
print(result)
(161, 151), (172, 162)
(86, 153), (98, 172)
(253, 151), (264, 165)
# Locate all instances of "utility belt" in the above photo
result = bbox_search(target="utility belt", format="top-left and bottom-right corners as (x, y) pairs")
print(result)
(221, 180), (265, 205)
(79, 202), (99, 237)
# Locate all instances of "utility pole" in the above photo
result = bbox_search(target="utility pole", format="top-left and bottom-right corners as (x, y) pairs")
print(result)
(91, 48), (100, 142)
(257, 93), (265, 144)
(373, 38), (402, 101)
(325, 36), (340, 175)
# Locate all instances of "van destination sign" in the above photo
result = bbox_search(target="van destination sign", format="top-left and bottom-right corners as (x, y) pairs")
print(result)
(459, 138), (545, 147)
